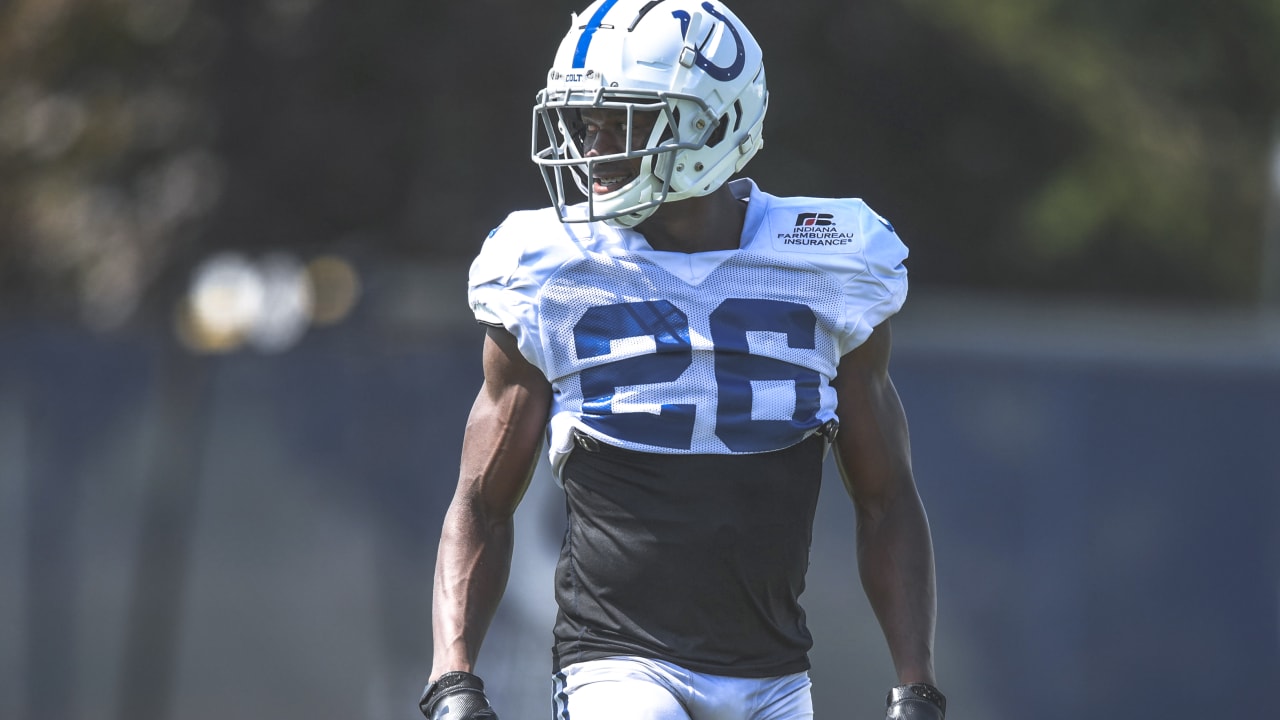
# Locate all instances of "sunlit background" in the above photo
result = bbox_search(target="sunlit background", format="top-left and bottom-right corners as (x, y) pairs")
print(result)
(2, 1), (1278, 719)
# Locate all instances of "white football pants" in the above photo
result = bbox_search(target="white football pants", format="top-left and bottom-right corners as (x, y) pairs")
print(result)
(552, 656), (814, 720)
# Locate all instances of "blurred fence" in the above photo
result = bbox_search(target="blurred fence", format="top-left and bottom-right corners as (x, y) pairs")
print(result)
(1, 273), (1278, 720)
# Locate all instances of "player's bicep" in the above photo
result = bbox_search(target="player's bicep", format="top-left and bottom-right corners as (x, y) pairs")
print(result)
(831, 321), (914, 511)
(455, 326), (552, 520)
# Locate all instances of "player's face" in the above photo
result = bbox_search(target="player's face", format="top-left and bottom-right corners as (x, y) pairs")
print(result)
(578, 107), (658, 195)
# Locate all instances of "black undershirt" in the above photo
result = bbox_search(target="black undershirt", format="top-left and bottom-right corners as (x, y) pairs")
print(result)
(551, 433), (827, 677)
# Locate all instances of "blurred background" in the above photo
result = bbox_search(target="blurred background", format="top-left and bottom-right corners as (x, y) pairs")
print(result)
(1, 0), (1278, 718)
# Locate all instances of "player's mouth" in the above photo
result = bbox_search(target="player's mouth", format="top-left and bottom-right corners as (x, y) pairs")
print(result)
(592, 170), (633, 194)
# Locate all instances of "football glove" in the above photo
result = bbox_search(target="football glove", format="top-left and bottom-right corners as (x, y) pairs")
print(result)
(886, 683), (946, 719)
(419, 671), (498, 720)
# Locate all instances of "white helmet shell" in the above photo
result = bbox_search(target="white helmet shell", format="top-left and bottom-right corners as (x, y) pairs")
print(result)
(532, 0), (768, 227)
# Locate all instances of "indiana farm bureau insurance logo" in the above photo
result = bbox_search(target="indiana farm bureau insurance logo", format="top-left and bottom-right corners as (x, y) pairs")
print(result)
(796, 213), (834, 227)
(779, 212), (856, 246)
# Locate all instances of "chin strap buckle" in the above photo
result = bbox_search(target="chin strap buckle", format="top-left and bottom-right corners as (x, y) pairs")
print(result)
(573, 429), (601, 452)
(817, 419), (840, 443)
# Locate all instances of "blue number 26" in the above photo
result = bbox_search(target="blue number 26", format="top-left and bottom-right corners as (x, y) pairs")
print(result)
(572, 298), (822, 452)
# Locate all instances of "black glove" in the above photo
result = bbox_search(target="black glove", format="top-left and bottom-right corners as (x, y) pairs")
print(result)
(419, 671), (498, 720)
(886, 683), (946, 719)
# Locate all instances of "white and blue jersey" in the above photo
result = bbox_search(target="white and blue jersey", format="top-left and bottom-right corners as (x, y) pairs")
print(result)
(468, 178), (908, 480)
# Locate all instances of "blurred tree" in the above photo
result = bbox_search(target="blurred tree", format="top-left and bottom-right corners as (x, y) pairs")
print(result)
(0, 0), (224, 327)
(2, 0), (1278, 328)
(897, 0), (1280, 300)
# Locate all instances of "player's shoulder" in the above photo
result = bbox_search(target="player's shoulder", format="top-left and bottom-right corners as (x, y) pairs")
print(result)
(761, 190), (884, 217)
(483, 204), (621, 255)
(752, 190), (903, 257)
(473, 207), (573, 273)
(482, 206), (569, 253)
(471, 204), (624, 293)
(747, 187), (909, 352)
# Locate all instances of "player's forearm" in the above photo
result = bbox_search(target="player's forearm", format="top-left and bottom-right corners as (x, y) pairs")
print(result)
(856, 488), (938, 685)
(430, 499), (516, 679)
(429, 335), (548, 679)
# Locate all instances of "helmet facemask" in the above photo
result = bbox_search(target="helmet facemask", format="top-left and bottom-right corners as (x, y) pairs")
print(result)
(530, 0), (768, 228)
(533, 89), (722, 228)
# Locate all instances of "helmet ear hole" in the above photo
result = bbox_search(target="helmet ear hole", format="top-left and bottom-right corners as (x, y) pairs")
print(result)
(706, 114), (730, 147)
(705, 100), (743, 148)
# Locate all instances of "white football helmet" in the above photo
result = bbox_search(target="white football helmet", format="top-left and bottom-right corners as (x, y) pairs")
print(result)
(532, 0), (768, 227)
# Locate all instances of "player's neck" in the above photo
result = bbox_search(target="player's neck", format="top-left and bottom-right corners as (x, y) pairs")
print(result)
(636, 186), (746, 254)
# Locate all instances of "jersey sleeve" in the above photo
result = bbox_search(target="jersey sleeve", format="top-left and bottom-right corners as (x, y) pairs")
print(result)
(838, 202), (908, 356)
(467, 211), (550, 372)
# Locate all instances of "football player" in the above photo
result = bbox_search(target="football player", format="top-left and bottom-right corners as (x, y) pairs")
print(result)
(420, 1), (944, 718)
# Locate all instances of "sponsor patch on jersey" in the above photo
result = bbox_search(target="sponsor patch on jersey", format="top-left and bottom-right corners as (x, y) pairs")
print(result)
(772, 212), (860, 252)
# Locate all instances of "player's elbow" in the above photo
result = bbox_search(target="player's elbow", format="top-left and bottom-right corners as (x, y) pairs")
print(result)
(850, 470), (923, 529)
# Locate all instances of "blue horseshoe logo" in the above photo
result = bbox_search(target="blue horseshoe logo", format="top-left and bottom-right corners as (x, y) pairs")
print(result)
(671, 3), (746, 82)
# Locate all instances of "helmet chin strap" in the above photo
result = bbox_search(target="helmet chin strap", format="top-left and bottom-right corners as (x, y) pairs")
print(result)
(603, 208), (653, 229)
(592, 142), (675, 226)
(601, 174), (664, 228)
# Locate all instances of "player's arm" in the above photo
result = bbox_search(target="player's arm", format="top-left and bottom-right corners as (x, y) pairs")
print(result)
(426, 326), (551, 702)
(831, 320), (946, 718)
